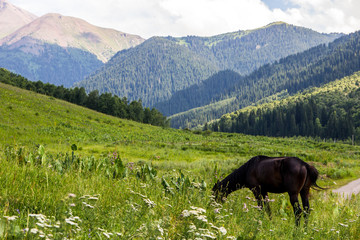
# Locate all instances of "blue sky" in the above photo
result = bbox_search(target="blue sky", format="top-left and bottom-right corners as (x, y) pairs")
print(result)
(10, 0), (360, 38)
(262, 0), (298, 11)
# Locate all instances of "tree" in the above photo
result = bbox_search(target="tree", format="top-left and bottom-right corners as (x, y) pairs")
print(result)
(86, 90), (100, 110)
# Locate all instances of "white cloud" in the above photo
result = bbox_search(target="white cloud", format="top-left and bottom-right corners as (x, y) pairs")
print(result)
(9, 0), (360, 38)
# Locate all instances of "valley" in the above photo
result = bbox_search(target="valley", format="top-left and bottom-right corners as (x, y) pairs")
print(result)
(1, 0), (360, 239)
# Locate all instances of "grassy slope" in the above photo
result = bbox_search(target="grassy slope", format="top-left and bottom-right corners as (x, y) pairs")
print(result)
(1, 83), (360, 239)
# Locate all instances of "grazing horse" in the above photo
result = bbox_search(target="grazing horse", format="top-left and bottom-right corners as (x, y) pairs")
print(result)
(212, 155), (324, 225)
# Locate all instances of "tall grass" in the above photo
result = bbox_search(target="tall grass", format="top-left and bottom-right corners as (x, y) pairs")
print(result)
(1, 145), (360, 239)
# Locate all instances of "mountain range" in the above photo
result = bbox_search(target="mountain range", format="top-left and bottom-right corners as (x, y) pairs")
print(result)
(76, 22), (341, 107)
(168, 31), (360, 128)
(3, 0), (360, 134)
(0, 0), (144, 86)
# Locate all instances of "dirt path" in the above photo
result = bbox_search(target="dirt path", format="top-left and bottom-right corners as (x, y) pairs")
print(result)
(332, 178), (360, 198)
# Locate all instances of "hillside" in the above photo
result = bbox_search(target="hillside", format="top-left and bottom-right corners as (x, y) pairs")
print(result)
(2, 72), (360, 239)
(169, 31), (360, 129)
(76, 22), (341, 107)
(75, 37), (220, 107)
(0, 0), (37, 39)
(208, 71), (360, 142)
(0, 68), (168, 126)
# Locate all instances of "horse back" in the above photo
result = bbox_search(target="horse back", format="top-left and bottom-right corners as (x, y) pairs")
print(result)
(246, 156), (308, 193)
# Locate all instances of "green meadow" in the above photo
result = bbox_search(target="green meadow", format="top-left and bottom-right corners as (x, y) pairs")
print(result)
(1, 82), (360, 239)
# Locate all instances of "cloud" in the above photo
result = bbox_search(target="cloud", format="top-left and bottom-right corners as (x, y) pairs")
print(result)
(10, 0), (360, 38)
(285, 0), (360, 33)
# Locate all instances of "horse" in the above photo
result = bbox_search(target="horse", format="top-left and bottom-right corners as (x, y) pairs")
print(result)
(212, 155), (324, 225)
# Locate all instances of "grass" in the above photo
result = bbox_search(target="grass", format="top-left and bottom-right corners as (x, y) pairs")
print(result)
(1, 82), (360, 239)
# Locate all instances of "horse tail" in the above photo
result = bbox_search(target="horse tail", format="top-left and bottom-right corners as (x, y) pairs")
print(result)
(306, 164), (326, 190)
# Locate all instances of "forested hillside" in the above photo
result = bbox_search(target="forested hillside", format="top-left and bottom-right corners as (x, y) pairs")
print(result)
(0, 68), (168, 127)
(75, 37), (219, 107)
(76, 22), (340, 107)
(207, 72), (360, 142)
(176, 22), (341, 76)
(169, 31), (360, 129)
(0, 40), (103, 87)
(154, 70), (243, 115)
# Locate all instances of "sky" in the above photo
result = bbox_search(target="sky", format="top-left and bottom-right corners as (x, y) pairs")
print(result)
(10, 0), (360, 38)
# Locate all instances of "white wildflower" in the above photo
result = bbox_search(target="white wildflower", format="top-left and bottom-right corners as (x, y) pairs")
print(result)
(30, 228), (39, 234)
(188, 223), (197, 233)
(68, 193), (76, 198)
(190, 206), (206, 214)
(69, 203), (76, 207)
(243, 203), (249, 212)
(65, 219), (77, 226)
(201, 234), (216, 239)
(71, 216), (82, 222)
(103, 232), (111, 238)
(339, 223), (348, 227)
(82, 202), (95, 209)
(219, 227), (227, 235)
(199, 229), (216, 239)
(214, 208), (221, 214)
(88, 197), (99, 201)
(189, 210), (199, 215)
(196, 215), (208, 223)
(36, 223), (45, 228)
(116, 232), (123, 236)
(143, 198), (156, 208)
(227, 236), (236, 240)
(4, 216), (18, 221)
(181, 210), (190, 218)
(157, 224), (164, 236)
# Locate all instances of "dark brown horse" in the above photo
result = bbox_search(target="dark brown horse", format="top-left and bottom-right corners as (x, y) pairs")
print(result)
(212, 155), (324, 225)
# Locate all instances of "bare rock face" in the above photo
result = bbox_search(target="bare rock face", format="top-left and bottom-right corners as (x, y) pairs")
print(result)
(0, 12), (145, 62)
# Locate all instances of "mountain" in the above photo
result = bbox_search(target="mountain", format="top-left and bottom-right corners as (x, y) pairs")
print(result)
(76, 22), (341, 107)
(0, 11), (145, 87)
(169, 31), (360, 129)
(0, 13), (144, 62)
(75, 36), (219, 107)
(0, 0), (37, 39)
(0, 38), (104, 87)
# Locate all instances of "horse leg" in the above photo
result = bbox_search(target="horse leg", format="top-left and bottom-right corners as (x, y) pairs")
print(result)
(288, 192), (302, 226)
(261, 192), (272, 218)
(300, 187), (310, 226)
(251, 187), (263, 209)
